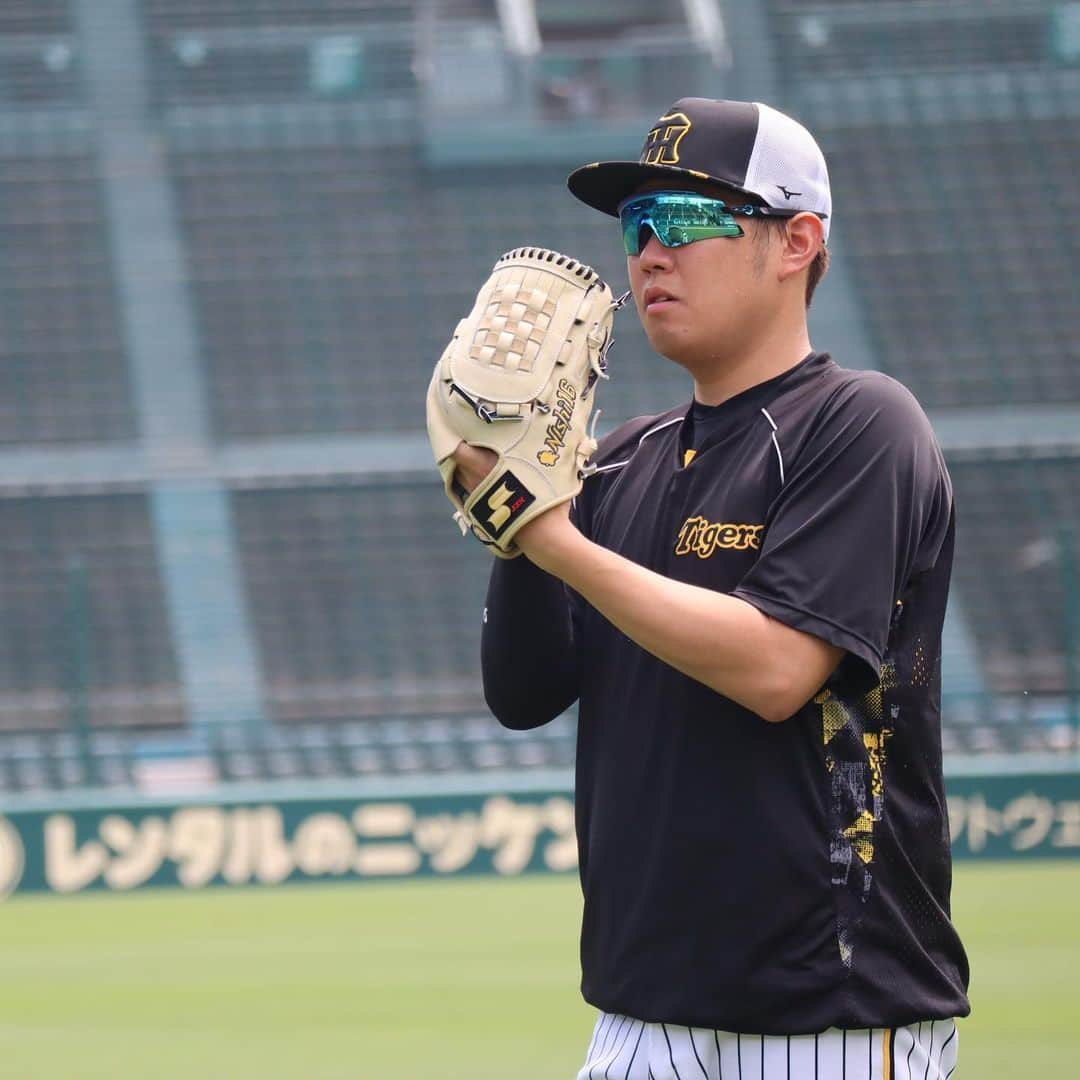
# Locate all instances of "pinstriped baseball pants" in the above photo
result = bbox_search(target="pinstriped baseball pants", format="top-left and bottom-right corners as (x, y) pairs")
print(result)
(577, 1013), (959, 1080)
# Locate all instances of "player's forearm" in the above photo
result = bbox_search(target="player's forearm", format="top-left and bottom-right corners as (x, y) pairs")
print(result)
(520, 518), (826, 723)
(481, 555), (580, 729)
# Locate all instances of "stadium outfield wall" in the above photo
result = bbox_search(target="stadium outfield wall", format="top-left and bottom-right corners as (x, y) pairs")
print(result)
(1, 767), (1078, 899)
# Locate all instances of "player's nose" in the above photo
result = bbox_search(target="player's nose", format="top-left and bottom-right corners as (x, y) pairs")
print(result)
(637, 227), (673, 270)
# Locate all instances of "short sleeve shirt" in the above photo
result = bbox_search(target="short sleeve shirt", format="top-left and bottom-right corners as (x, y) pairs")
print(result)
(571, 352), (970, 1033)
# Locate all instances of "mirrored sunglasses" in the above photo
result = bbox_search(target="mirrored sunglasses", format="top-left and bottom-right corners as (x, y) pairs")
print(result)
(618, 191), (800, 256)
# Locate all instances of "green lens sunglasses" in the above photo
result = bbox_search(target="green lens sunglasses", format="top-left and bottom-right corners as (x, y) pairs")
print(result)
(618, 191), (803, 256)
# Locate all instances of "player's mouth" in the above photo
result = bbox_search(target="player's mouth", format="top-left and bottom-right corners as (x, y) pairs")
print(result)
(642, 285), (679, 313)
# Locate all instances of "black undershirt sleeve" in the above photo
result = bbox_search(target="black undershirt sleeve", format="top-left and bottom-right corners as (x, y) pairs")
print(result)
(481, 555), (580, 729)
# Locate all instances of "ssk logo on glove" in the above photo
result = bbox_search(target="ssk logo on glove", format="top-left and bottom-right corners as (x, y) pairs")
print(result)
(480, 471), (535, 541)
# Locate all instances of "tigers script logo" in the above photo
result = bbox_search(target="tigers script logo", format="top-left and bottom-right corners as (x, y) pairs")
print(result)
(675, 515), (763, 558)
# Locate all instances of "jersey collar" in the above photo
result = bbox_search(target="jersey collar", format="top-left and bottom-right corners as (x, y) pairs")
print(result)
(680, 352), (832, 458)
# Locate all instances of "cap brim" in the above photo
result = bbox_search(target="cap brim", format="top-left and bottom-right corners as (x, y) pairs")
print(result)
(567, 161), (755, 217)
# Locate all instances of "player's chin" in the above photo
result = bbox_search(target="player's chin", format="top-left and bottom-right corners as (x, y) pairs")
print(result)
(644, 324), (698, 368)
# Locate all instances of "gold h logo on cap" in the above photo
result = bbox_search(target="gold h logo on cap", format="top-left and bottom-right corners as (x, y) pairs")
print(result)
(642, 111), (691, 166)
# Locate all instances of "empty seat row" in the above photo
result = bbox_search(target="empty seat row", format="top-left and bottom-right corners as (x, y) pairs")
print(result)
(0, 155), (134, 445)
(141, 1), (418, 34)
(212, 718), (576, 782)
(0, 712), (577, 793)
(0, 730), (134, 793)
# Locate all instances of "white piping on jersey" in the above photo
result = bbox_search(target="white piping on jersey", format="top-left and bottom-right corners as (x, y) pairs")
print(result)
(587, 410), (786, 482)
(760, 407), (785, 485)
(589, 415), (683, 475)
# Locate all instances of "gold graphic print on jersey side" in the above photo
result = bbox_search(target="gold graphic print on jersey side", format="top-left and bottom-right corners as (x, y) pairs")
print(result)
(817, 664), (898, 867)
(815, 662), (898, 970)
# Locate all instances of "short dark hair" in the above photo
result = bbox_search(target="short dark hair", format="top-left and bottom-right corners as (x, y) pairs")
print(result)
(806, 245), (830, 307)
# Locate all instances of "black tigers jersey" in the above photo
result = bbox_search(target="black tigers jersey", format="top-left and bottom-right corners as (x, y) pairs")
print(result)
(482, 351), (970, 1034)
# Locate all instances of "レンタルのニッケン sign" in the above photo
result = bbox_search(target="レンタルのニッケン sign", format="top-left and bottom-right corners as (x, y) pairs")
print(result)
(0, 791), (577, 897)
(1, 772), (1077, 898)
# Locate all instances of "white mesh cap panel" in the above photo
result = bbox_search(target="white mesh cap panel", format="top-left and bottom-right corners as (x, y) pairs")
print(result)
(744, 102), (832, 241)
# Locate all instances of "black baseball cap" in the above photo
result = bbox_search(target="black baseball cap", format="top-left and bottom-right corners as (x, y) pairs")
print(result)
(567, 97), (832, 241)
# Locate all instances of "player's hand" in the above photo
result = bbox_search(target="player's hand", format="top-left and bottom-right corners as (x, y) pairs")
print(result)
(450, 441), (497, 494)
(450, 441), (582, 574)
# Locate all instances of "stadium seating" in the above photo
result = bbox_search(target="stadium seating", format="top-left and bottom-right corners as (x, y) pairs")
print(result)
(230, 480), (494, 721)
(170, 144), (690, 439)
(141, 0), (421, 104)
(0, 712), (578, 794)
(0, 155), (136, 444)
(766, 1), (1050, 75)
(0, 1), (71, 36)
(171, 144), (445, 438)
(0, 494), (185, 733)
(949, 455), (1080, 699)
(141, 1), (419, 32)
(820, 106), (1080, 407)
(762, 0), (1080, 409)
(0, 0), (1075, 792)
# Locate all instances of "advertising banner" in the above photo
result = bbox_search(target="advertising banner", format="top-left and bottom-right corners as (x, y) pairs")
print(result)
(1, 772), (1077, 898)
(0, 790), (576, 898)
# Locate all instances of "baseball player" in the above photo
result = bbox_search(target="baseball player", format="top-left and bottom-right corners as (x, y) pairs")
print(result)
(452, 98), (969, 1078)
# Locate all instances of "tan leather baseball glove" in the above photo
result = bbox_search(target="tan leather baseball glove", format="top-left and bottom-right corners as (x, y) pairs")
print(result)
(426, 246), (626, 558)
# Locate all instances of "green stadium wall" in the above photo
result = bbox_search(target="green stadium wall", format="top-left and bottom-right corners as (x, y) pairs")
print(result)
(1, 772), (1078, 898)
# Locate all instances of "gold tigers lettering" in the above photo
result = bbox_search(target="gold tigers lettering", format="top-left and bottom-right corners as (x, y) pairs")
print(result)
(675, 515), (763, 558)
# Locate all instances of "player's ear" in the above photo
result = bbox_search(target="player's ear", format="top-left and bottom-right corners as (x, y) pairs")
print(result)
(777, 212), (824, 282)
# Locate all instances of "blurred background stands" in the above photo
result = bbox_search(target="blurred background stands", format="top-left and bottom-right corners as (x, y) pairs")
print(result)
(0, 0), (1076, 794)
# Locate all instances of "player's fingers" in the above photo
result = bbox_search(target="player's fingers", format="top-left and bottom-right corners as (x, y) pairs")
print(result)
(451, 441), (498, 494)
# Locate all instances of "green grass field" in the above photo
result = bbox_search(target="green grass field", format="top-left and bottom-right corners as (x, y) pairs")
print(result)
(0, 862), (1077, 1078)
